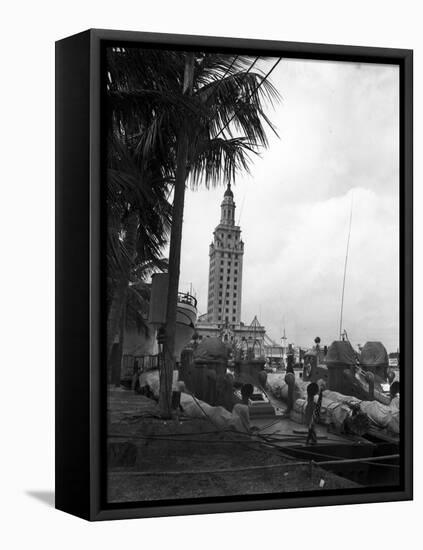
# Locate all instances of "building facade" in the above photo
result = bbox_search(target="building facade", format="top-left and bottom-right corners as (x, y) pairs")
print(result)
(196, 184), (268, 355)
(206, 183), (244, 325)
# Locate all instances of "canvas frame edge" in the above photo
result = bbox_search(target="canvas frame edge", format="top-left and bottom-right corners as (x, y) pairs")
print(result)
(55, 28), (413, 522)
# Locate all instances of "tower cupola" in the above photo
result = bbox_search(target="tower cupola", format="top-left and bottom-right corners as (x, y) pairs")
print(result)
(224, 182), (234, 198)
(220, 183), (236, 226)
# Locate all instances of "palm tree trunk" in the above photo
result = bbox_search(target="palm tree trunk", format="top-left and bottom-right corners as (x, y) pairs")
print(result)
(107, 209), (138, 382)
(159, 53), (195, 417)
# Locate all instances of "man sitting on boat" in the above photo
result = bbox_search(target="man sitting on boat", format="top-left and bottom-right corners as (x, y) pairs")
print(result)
(229, 384), (260, 434)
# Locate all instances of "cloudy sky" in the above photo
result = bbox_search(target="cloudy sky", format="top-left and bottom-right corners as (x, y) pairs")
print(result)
(178, 57), (399, 352)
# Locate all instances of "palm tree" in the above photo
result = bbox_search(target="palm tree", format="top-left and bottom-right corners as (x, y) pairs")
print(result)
(106, 49), (280, 414)
(105, 53), (174, 379)
(108, 260), (166, 385)
(152, 53), (280, 417)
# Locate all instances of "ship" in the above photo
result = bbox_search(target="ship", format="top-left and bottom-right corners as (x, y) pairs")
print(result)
(118, 273), (198, 384)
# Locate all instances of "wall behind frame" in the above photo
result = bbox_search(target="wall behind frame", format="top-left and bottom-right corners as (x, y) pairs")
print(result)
(0, 0), (420, 547)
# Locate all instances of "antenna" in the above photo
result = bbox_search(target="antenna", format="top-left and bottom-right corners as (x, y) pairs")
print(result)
(281, 323), (287, 361)
(339, 191), (354, 339)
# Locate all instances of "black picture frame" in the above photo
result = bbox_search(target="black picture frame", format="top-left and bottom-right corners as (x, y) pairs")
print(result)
(55, 28), (413, 521)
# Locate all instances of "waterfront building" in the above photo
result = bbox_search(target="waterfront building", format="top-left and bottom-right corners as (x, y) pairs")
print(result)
(206, 182), (244, 325)
(195, 184), (271, 356)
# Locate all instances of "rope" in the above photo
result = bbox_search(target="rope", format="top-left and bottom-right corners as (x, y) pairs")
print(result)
(108, 429), (399, 470)
(205, 55), (240, 99)
(109, 454), (400, 477)
(109, 462), (310, 476)
(214, 57), (282, 139)
(280, 445), (400, 469)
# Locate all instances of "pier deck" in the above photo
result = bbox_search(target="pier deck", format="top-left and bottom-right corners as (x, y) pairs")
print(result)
(107, 387), (362, 503)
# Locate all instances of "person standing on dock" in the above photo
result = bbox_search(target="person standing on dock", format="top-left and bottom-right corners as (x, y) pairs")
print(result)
(284, 364), (296, 414)
(389, 381), (400, 411)
(305, 382), (323, 445)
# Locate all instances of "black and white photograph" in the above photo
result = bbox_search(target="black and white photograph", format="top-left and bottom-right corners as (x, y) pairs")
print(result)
(2, 0), (421, 542)
(105, 44), (404, 505)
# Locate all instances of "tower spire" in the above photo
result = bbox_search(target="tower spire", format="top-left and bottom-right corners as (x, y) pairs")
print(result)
(221, 183), (235, 225)
(224, 182), (233, 198)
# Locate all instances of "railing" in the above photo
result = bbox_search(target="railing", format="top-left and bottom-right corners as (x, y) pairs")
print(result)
(178, 292), (197, 309)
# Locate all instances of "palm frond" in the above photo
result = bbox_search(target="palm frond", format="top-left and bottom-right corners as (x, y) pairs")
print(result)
(188, 136), (257, 189)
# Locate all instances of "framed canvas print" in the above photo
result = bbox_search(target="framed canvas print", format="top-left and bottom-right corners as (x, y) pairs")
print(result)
(55, 29), (413, 521)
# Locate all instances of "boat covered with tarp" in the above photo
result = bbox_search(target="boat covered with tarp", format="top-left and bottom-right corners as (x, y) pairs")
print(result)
(360, 341), (389, 380)
(325, 340), (358, 366)
(302, 340), (390, 402)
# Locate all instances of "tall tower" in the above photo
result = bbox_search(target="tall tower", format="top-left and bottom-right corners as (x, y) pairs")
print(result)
(206, 183), (244, 325)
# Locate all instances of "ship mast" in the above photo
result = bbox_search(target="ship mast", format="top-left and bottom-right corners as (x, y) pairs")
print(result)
(339, 192), (354, 339)
(281, 326), (287, 362)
